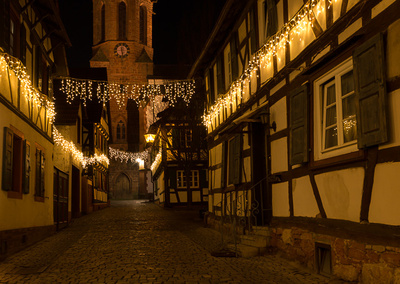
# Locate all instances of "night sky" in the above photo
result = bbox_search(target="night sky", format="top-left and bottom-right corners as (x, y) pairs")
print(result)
(58, 0), (225, 69)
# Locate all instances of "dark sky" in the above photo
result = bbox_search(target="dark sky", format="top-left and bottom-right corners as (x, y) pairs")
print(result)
(58, 0), (225, 69)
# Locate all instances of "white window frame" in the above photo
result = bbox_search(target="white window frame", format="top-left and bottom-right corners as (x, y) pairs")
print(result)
(177, 170), (199, 189)
(314, 58), (358, 160)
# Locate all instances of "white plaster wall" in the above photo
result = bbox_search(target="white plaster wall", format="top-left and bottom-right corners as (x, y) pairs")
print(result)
(272, 182), (290, 217)
(178, 192), (187, 203)
(387, 19), (400, 79)
(242, 156), (251, 184)
(270, 97), (287, 133)
(293, 176), (320, 217)
(315, 168), (364, 222)
(380, 89), (400, 149)
(213, 168), (221, 189)
(193, 191), (201, 202)
(369, 162), (400, 226)
(288, 0), (304, 21)
(290, 19), (316, 60)
(271, 137), (288, 173)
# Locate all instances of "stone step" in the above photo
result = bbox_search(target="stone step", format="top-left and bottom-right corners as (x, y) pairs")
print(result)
(240, 234), (269, 248)
(228, 243), (266, 258)
(251, 226), (271, 237)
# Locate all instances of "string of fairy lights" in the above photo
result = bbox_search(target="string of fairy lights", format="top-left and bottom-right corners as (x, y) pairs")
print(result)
(0, 52), (56, 123)
(109, 147), (149, 164)
(58, 76), (196, 109)
(202, 0), (334, 127)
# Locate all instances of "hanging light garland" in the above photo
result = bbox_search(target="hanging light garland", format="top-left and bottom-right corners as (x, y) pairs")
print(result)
(58, 76), (195, 109)
(150, 151), (162, 172)
(202, 0), (332, 127)
(0, 52), (56, 123)
(108, 147), (149, 164)
(53, 126), (109, 168)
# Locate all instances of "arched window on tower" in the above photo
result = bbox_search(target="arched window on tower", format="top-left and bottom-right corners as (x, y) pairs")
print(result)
(117, 120), (126, 140)
(140, 6), (147, 45)
(119, 2), (127, 40)
(101, 4), (105, 42)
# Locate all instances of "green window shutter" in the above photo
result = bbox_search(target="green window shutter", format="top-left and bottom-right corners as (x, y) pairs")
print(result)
(221, 142), (226, 188)
(232, 135), (241, 185)
(290, 84), (309, 165)
(228, 135), (241, 185)
(22, 140), (30, 194)
(2, 127), (13, 191)
(353, 33), (388, 148)
(20, 24), (26, 65)
(0, 0), (10, 53)
(40, 151), (45, 197)
(168, 168), (177, 189)
(266, 0), (278, 38)
(217, 55), (225, 95)
(250, 8), (257, 54)
(35, 148), (40, 195)
(230, 34), (239, 80)
(199, 169), (207, 189)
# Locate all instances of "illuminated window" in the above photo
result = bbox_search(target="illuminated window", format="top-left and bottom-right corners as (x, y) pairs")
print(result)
(179, 129), (192, 148)
(177, 170), (199, 188)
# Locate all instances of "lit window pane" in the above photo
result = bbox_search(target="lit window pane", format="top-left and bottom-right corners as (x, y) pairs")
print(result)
(325, 127), (338, 149)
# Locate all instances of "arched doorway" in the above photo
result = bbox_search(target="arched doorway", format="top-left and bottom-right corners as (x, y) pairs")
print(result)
(113, 173), (131, 199)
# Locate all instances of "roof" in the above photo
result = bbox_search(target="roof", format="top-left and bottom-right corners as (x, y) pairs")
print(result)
(136, 48), (153, 63)
(90, 48), (109, 63)
(53, 80), (81, 125)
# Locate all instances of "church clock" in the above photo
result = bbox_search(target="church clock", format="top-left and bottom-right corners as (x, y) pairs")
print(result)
(114, 43), (130, 58)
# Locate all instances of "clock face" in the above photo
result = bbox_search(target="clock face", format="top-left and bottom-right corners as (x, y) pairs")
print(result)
(114, 43), (130, 58)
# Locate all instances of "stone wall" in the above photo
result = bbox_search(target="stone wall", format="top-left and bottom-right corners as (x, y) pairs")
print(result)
(270, 227), (400, 283)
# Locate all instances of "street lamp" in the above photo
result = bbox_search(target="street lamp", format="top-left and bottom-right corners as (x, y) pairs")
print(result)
(259, 110), (276, 132)
(144, 133), (155, 144)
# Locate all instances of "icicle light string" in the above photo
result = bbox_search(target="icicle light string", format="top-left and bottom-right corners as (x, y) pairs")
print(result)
(0, 52), (56, 123)
(53, 126), (109, 168)
(58, 76), (195, 109)
(108, 147), (149, 164)
(202, 0), (333, 127)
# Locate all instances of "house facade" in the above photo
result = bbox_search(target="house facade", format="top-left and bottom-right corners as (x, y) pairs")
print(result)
(189, 0), (400, 281)
(150, 107), (208, 207)
(0, 0), (70, 258)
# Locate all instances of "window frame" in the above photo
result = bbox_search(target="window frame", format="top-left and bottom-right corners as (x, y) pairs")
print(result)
(314, 58), (358, 161)
(177, 170), (199, 189)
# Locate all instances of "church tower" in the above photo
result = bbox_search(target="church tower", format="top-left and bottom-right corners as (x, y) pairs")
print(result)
(90, 0), (154, 199)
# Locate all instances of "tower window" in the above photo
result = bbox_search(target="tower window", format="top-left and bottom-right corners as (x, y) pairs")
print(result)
(101, 4), (105, 42)
(140, 6), (147, 45)
(117, 120), (126, 140)
(119, 2), (127, 40)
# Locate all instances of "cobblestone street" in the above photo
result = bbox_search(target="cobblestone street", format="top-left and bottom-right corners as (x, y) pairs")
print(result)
(0, 201), (346, 283)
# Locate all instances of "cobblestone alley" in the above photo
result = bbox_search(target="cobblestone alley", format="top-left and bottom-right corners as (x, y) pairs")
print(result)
(0, 201), (347, 283)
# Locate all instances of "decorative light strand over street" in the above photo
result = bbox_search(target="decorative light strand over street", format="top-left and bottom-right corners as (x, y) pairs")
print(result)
(58, 76), (195, 109)
(53, 126), (109, 168)
(109, 147), (149, 164)
(202, 0), (332, 126)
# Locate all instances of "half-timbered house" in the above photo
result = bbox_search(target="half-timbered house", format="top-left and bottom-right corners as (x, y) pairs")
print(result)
(0, 0), (70, 258)
(150, 104), (208, 208)
(189, 0), (400, 281)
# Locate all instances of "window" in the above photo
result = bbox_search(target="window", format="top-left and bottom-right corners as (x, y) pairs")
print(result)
(179, 129), (192, 148)
(177, 170), (199, 188)
(258, 0), (278, 45)
(101, 4), (105, 42)
(35, 145), (45, 200)
(314, 59), (358, 160)
(117, 120), (126, 140)
(10, 13), (19, 57)
(118, 2), (126, 40)
(140, 6), (147, 45)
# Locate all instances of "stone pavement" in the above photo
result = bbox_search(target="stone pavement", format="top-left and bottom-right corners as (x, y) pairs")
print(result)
(0, 200), (349, 284)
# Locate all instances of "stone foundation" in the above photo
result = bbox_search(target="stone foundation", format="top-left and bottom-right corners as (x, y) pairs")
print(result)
(0, 225), (55, 261)
(270, 226), (400, 283)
